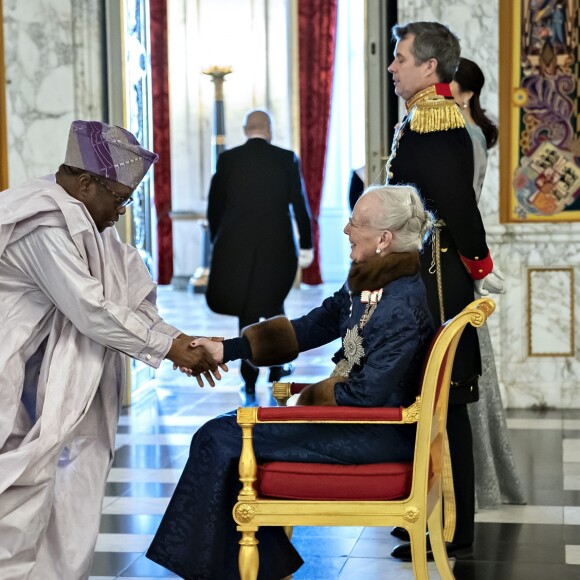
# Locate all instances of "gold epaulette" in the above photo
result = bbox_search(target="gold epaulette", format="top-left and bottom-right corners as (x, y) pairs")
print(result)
(406, 85), (465, 134)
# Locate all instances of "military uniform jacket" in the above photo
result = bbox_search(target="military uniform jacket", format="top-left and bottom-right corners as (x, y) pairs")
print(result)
(388, 96), (490, 402)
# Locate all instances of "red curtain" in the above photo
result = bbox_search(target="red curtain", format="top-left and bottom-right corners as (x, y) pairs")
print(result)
(298, 0), (337, 285)
(150, 0), (173, 284)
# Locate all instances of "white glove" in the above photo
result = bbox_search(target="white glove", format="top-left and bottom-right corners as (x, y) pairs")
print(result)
(299, 248), (314, 269)
(474, 265), (506, 296)
(286, 393), (301, 406)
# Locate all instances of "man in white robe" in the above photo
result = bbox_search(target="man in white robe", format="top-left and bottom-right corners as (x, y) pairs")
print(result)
(0, 121), (221, 579)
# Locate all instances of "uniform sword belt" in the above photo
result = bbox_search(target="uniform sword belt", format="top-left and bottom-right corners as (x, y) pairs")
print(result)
(429, 219), (447, 324)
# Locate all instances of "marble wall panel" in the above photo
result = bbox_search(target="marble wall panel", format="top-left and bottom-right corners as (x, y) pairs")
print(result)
(528, 269), (574, 357)
(3, 0), (104, 185)
(489, 226), (580, 408)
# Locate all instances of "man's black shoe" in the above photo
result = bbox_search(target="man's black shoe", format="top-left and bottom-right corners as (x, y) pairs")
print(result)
(391, 534), (473, 562)
(268, 363), (294, 382)
(390, 526), (410, 541)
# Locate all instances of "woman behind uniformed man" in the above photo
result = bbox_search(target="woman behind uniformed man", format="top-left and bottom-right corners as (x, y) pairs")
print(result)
(147, 184), (435, 580)
(451, 57), (526, 509)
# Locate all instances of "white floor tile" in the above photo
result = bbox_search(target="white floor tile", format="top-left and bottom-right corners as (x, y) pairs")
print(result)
(563, 439), (580, 462)
(118, 414), (215, 427)
(107, 468), (182, 483)
(101, 497), (170, 515)
(101, 495), (119, 508)
(95, 533), (155, 552)
(115, 433), (193, 449)
(564, 475), (580, 490)
(338, 557), (442, 579)
(564, 506), (580, 525)
(474, 505), (564, 525)
(565, 545), (580, 565)
(506, 418), (563, 430)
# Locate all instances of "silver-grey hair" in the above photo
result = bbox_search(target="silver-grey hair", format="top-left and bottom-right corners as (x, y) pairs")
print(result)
(362, 184), (434, 252)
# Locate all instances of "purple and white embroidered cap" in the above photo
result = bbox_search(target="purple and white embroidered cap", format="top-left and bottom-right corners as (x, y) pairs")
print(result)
(64, 120), (158, 189)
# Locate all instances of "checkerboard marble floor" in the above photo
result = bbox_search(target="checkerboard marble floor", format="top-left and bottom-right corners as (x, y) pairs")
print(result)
(89, 285), (580, 579)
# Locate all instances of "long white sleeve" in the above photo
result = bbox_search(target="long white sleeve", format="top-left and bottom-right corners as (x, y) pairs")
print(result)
(6, 227), (173, 368)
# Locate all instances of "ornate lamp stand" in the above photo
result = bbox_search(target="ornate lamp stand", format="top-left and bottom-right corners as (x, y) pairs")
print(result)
(190, 65), (233, 294)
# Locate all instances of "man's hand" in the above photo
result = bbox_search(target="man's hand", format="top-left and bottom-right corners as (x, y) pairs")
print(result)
(474, 265), (506, 296)
(166, 335), (226, 387)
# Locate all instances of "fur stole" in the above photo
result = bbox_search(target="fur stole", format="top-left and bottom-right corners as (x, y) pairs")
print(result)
(347, 251), (420, 294)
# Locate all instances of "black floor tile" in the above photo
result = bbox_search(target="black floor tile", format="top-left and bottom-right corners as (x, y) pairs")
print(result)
(112, 444), (186, 469)
(105, 481), (133, 496)
(564, 524), (580, 544)
(563, 490), (580, 506)
(99, 514), (163, 534)
(105, 480), (178, 498)
(473, 541), (564, 564)
(474, 523), (565, 546)
(89, 551), (142, 576)
(453, 560), (579, 580)
(99, 514), (164, 534)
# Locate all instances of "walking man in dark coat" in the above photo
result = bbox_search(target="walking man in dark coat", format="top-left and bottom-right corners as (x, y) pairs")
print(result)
(206, 109), (313, 394)
(384, 21), (505, 560)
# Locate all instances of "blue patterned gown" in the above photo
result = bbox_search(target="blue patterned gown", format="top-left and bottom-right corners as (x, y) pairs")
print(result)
(147, 255), (434, 579)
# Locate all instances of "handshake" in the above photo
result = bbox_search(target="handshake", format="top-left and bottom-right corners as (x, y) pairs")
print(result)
(166, 334), (227, 387)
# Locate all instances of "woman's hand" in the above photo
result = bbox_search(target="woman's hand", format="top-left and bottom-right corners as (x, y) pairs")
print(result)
(296, 376), (345, 406)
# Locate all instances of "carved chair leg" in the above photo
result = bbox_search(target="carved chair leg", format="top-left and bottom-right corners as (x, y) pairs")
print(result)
(283, 525), (294, 540)
(442, 432), (457, 543)
(238, 529), (259, 580)
(428, 500), (454, 580)
(409, 523), (429, 580)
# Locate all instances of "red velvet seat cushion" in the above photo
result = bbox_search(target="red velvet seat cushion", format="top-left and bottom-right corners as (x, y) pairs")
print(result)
(256, 461), (413, 501)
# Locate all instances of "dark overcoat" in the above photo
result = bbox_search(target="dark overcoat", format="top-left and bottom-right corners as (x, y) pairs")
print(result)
(206, 138), (312, 319)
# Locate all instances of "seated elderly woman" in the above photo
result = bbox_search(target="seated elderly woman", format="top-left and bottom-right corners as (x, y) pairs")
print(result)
(147, 184), (435, 580)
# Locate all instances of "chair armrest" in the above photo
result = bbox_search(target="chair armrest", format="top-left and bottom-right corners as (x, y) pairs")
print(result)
(272, 382), (309, 406)
(255, 399), (420, 424)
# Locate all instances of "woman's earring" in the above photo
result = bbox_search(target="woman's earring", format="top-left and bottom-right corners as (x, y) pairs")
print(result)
(376, 247), (381, 254)
(463, 101), (468, 109)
